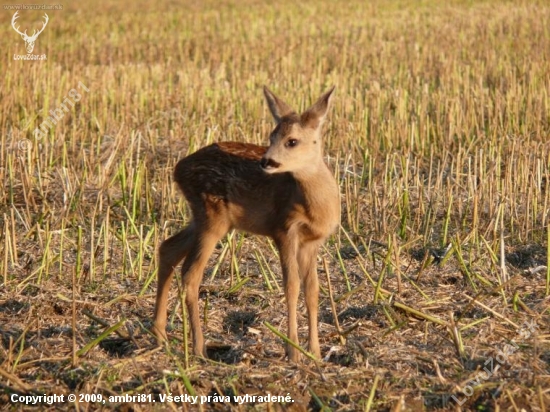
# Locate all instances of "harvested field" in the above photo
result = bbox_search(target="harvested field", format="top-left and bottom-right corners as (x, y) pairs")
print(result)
(1, 0), (549, 410)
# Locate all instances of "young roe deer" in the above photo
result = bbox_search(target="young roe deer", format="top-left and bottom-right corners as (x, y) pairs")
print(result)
(152, 87), (340, 362)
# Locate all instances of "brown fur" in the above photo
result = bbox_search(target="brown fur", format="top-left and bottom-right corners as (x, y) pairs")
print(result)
(152, 87), (340, 362)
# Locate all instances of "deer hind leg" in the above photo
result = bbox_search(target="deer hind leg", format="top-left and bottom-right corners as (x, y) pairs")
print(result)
(181, 215), (230, 357)
(153, 224), (196, 342)
(298, 242), (321, 359)
(276, 233), (301, 362)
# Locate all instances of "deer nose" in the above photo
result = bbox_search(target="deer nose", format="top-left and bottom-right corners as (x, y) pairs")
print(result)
(260, 157), (281, 170)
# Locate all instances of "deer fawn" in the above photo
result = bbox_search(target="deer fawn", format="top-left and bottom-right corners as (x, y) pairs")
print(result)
(152, 87), (340, 362)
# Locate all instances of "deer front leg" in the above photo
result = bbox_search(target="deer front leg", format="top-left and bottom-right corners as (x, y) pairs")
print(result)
(153, 225), (195, 343)
(276, 234), (301, 362)
(298, 242), (321, 359)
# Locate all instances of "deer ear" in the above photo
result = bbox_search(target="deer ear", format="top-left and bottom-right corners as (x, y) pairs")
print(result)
(263, 86), (295, 124)
(300, 86), (335, 129)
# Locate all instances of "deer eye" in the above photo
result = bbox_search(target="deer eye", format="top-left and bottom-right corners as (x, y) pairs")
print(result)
(285, 139), (298, 148)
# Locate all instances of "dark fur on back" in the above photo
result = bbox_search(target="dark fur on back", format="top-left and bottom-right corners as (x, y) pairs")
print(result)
(174, 143), (299, 233)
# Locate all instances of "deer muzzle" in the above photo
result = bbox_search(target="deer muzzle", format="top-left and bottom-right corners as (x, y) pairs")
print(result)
(260, 157), (281, 171)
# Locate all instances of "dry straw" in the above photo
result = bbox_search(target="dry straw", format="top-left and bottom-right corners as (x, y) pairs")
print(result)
(1, 0), (549, 410)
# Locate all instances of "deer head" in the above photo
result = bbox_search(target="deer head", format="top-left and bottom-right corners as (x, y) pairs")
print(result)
(261, 86), (335, 177)
(11, 11), (49, 54)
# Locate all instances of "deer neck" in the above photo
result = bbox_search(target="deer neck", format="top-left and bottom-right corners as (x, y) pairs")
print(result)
(292, 157), (339, 228)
